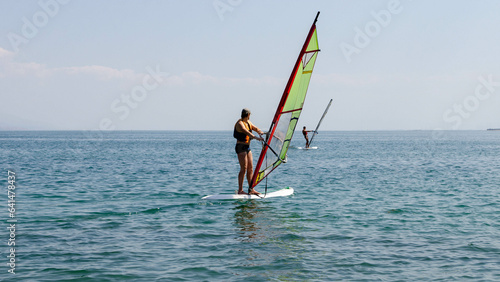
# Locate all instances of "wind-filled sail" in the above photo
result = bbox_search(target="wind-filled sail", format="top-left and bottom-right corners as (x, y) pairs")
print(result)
(250, 12), (320, 189)
(309, 98), (333, 147)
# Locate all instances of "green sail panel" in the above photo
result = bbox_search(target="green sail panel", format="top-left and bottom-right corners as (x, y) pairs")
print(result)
(306, 29), (318, 52)
(250, 13), (320, 188)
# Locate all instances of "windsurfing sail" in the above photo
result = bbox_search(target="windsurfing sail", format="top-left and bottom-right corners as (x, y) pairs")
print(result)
(308, 98), (333, 147)
(249, 12), (320, 189)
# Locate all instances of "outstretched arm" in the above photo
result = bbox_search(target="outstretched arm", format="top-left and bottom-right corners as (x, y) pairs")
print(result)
(251, 124), (264, 136)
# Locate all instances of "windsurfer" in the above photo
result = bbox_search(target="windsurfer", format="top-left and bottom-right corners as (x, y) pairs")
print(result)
(302, 126), (314, 148)
(234, 108), (264, 195)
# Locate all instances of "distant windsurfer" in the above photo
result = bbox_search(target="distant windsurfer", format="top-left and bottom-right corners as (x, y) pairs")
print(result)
(234, 108), (264, 195)
(302, 126), (314, 148)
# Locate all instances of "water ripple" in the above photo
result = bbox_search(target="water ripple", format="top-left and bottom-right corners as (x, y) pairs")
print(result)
(2, 131), (500, 280)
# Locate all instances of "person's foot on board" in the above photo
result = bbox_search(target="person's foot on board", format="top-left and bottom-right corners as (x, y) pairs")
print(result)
(248, 189), (261, 195)
(237, 190), (248, 195)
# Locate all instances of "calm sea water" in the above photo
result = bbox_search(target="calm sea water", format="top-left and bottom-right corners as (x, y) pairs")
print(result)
(1, 130), (500, 281)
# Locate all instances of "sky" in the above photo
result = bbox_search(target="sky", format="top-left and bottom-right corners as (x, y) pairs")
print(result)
(1, 0), (500, 131)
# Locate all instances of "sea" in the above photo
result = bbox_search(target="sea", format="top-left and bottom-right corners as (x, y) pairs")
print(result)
(1, 130), (499, 281)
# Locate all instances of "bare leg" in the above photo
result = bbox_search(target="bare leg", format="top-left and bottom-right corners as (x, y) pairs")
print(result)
(246, 151), (260, 195)
(246, 151), (253, 186)
(237, 152), (248, 194)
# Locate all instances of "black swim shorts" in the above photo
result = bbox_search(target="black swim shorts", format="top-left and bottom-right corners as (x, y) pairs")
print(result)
(235, 143), (250, 154)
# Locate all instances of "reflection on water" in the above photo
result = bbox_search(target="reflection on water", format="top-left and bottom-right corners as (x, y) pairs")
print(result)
(232, 200), (311, 280)
(233, 200), (270, 242)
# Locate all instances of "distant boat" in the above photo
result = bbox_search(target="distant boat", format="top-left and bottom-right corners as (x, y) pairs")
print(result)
(308, 98), (333, 147)
(297, 99), (333, 150)
(487, 128), (500, 131)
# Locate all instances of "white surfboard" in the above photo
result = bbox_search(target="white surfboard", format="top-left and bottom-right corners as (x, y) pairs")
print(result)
(202, 187), (294, 200)
(297, 146), (318, 150)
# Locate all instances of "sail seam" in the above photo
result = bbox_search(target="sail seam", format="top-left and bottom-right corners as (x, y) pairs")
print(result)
(280, 108), (302, 114)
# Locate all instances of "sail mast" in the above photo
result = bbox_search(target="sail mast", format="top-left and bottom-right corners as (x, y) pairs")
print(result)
(249, 12), (320, 189)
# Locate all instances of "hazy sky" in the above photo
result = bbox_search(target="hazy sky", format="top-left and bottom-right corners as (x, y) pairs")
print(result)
(2, 0), (500, 131)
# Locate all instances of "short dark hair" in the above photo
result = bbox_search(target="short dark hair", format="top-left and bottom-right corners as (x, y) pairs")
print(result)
(241, 108), (251, 118)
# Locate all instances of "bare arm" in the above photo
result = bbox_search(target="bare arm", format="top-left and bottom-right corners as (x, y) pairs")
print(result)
(250, 123), (264, 135)
(236, 121), (263, 141)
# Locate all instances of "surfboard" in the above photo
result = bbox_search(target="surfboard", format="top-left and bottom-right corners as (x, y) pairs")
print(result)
(202, 187), (294, 200)
(297, 146), (318, 150)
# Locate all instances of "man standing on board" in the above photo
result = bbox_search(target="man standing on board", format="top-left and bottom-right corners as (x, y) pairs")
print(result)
(234, 108), (264, 195)
(302, 126), (314, 148)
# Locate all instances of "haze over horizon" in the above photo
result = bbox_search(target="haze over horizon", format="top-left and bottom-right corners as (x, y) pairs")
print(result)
(2, 1), (500, 131)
